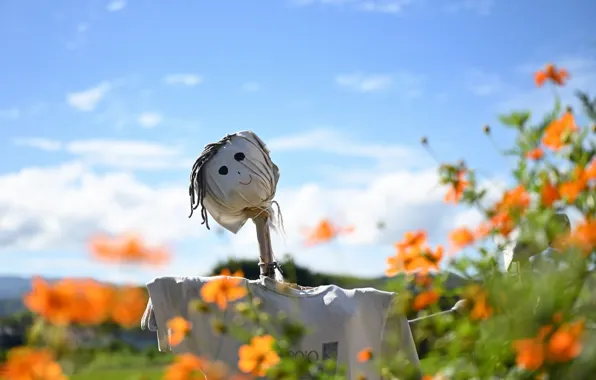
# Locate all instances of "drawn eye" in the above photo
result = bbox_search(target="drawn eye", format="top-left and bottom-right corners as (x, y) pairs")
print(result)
(234, 152), (245, 162)
(218, 166), (228, 175)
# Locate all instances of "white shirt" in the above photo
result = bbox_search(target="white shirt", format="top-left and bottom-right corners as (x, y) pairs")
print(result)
(144, 275), (420, 379)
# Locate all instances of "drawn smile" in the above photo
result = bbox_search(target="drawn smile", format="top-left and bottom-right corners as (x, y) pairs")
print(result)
(239, 174), (253, 186)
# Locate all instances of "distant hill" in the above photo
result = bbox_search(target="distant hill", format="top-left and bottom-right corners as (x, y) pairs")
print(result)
(0, 276), (35, 300)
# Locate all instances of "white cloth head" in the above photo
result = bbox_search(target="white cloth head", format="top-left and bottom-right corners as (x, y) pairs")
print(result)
(200, 131), (280, 234)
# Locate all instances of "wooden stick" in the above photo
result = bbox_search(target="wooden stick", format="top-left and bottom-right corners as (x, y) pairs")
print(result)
(253, 215), (275, 278)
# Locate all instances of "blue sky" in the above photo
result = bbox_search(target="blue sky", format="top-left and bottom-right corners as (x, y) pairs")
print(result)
(0, 0), (595, 284)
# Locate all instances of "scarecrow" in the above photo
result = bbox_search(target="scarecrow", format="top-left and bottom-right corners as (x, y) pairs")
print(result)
(187, 130), (284, 280)
(141, 131), (421, 379)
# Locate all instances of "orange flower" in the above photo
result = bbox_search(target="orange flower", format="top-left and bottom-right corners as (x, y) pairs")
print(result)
(487, 185), (530, 237)
(386, 245), (443, 276)
(547, 320), (584, 362)
(585, 158), (596, 180)
(526, 147), (544, 160)
(75, 280), (115, 325)
(564, 219), (596, 254)
(90, 234), (171, 266)
(111, 286), (148, 328)
(558, 167), (588, 203)
(357, 347), (373, 362)
(495, 212), (519, 236)
(304, 219), (355, 246)
(513, 338), (545, 371)
(513, 320), (584, 371)
(238, 335), (280, 377)
(23, 277), (113, 326)
(448, 227), (475, 252)
(464, 285), (493, 321)
(200, 269), (247, 310)
(534, 64), (569, 87)
(445, 170), (468, 204)
(542, 111), (578, 151)
(167, 316), (192, 346)
(395, 230), (427, 251)
(474, 222), (491, 239)
(541, 181), (560, 207)
(496, 185), (531, 213)
(201, 361), (229, 380)
(413, 289), (440, 311)
(385, 230), (441, 276)
(514, 314), (584, 370)
(559, 180), (585, 203)
(1, 347), (66, 380)
(163, 353), (206, 380)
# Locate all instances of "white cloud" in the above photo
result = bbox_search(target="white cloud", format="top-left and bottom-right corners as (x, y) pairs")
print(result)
(106, 0), (127, 12)
(28, 103), (49, 115)
(66, 82), (112, 112)
(240, 82), (261, 92)
(446, 0), (494, 15)
(0, 162), (200, 252)
(65, 22), (90, 50)
(292, 0), (413, 14)
(14, 138), (188, 171)
(137, 112), (163, 128)
(466, 69), (506, 96)
(13, 138), (63, 152)
(334, 71), (425, 97)
(0, 107), (20, 120)
(163, 74), (203, 87)
(268, 128), (424, 164)
(335, 73), (393, 93)
(77, 23), (89, 33)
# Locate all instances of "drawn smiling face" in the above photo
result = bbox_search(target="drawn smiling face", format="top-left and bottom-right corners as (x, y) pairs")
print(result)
(196, 130), (280, 234)
(203, 135), (270, 207)
(216, 151), (253, 186)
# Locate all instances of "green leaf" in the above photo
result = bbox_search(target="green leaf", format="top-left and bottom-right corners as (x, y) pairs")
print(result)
(498, 111), (531, 128)
(576, 90), (596, 122)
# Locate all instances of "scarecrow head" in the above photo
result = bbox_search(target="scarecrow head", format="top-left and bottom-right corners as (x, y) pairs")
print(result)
(188, 131), (280, 234)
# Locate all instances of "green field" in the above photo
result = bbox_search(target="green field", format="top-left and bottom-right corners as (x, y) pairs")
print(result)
(71, 367), (164, 380)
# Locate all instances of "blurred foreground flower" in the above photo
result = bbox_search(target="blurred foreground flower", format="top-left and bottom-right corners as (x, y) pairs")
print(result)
(303, 219), (355, 246)
(111, 286), (148, 328)
(89, 233), (171, 266)
(542, 110), (578, 151)
(463, 285), (493, 321)
(513, 319), (584, 371)
(554, 219), (596, 255)
(448, 227), (476, 252)
(167, 316), (192, 346)
(357, 347), (373, 362)
(413, 289), (441, 311)
(534, 63), (569, 87)
(238, 335), (280, 377)
(386, 231), (444, 276)
(24, 277), (113, 326)
(443, 167), (468, 204)
(163, 353), (207, 380)
(200, 269), (247, 310)
(24, 277), (148, 328)
(0, 347), (66, 380)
